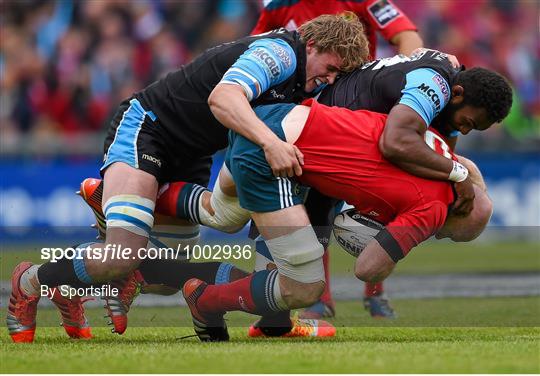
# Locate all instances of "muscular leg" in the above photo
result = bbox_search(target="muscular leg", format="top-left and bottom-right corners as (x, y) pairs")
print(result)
(83, 162), (158, 282)
(251, 206), (325, 309)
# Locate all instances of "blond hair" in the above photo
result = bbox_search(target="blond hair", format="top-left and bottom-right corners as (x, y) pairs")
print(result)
(297, 12), (369, 72)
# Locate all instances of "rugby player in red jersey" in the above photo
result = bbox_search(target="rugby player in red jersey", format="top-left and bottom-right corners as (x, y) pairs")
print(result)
(252, 2), (469, 318)
(180, 97), (501, 341)
(252, 0), (422, 58)
(71, 54), (512, 339)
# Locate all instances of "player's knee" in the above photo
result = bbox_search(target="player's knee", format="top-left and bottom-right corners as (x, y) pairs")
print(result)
(265, 226), (325, 307)
(200, 183), (250, 233)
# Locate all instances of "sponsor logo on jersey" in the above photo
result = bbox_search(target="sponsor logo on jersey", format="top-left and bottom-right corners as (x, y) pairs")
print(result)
(142, 154), (162, 167)
(269, 42), (292, 68)
(269, 89), (285, 100)
(251, 48), (281, 77)
(432, 51), (449, 62)
(417, 83), (441, 112)
(368, 0), (401, 27)
(432, 74), (450, 102)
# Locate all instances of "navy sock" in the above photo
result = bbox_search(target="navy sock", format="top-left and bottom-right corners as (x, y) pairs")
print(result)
(176, 183), (207, 224)
(138, 259), (226, 289)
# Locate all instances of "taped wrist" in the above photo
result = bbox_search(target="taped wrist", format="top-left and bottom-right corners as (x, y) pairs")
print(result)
(448, 161), (469, 182)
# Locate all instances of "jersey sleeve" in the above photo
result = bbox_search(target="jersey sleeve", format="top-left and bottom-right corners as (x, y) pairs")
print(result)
(220, 38), (297, 101)
(375, 200), (448, 261)
(364, 0), (418, 40)
(399, 68), (451, 127)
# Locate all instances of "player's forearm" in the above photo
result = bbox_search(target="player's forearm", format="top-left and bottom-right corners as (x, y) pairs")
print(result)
(391, 159), (451, 180)
(390, 30), (423, 56)
(209, 85), (280, 148)
(381, 135), (454, 180)
(381, 104), (456, 181)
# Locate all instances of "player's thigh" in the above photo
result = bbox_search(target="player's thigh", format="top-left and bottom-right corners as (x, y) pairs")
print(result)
(102, 163), (158, 202)
(100, 98), (164, 248)
(251, 205), (311, 240)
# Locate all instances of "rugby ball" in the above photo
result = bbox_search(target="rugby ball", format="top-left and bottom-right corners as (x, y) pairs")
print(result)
(333, 209), (385, 258)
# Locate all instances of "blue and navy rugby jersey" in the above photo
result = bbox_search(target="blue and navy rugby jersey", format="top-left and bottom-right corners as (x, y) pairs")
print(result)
(318, 50), (462, 137)
(136, 29), (311, 158)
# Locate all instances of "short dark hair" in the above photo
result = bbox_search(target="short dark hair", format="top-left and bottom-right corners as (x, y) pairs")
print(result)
(455, 67), (513, 123)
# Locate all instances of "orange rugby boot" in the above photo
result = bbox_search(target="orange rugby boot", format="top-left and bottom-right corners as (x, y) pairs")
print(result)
(49, 288), (92, 339)
(103, 271), (143, 335)
(248, 313), (336, 338)
(77, 178), (105, 239)
(182, 278), (229, 342)
(6, 262), (40, 343)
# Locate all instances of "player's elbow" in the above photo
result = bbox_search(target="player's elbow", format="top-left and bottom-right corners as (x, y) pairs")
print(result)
(208, 85), (225, 112)
(354, 263), (392, 283)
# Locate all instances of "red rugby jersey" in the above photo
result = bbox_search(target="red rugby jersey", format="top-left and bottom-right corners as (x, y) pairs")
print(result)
(252, 0), (418, 59)
(295, 99), (456, 256)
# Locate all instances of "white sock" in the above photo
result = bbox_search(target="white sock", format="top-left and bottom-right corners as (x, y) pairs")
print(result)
(19, 265), (41, 297)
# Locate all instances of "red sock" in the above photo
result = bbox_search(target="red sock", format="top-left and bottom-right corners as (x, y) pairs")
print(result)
(155, 181), (187, 217)
(364, 281), (384, 297)
(197, 275), (257, 314)
(319, 248), (334, 306)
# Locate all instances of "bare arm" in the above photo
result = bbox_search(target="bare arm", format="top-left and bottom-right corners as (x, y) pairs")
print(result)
(354, 239), (395, 283)
(208, 84), (303, 177)
(380, 104), (475, 215)
(379, 104), (454, 179)
(389, 30), (423, 56)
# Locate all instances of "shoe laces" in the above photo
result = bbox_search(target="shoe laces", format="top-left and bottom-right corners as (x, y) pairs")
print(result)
(109, 272), (142, 310)
(54, 295), (93, 326)
(9, 292), (39, 325)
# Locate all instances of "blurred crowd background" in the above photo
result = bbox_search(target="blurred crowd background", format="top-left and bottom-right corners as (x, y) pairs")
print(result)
(1, 0), (539, 157)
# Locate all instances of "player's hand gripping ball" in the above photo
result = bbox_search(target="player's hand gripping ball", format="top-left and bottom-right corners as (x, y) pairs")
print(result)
(333, 209), (385, 257)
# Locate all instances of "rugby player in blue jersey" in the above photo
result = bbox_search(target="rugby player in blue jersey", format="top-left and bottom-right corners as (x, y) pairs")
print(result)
(74, 50), (512, 338)
(6, 14), (369, 343)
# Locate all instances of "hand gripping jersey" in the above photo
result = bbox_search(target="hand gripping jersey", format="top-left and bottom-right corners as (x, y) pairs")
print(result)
(318, 50), (463, 137)
(135, 29), (310, 160)
(295, 99), (456, 260)
(252, 0), (417, 59)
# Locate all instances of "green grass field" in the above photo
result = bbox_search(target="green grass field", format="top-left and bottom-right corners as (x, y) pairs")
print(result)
(1, 298), (539, 373)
